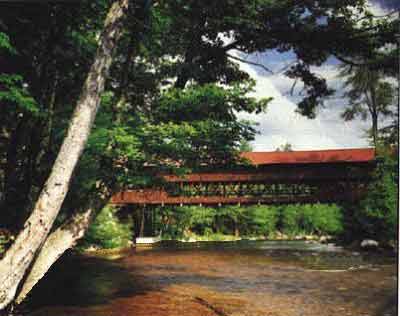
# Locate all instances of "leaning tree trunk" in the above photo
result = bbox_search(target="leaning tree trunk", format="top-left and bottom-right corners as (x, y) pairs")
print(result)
(0, 0), (129, 310)
(16, 18), (142, 305)
(15, 209), (93, 305)
(15, 192), (111, 304)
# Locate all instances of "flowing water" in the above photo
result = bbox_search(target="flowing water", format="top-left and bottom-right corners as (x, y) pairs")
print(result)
(24, 241), (397, 316)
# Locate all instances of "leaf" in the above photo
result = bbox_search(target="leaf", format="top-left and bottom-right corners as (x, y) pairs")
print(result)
(0, 32), (17, 54)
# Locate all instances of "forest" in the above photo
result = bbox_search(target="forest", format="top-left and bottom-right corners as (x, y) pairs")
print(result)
(0, 0), (398, 312)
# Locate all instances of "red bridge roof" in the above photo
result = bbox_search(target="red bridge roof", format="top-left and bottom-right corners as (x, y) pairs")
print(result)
(240, 148), (375, 165)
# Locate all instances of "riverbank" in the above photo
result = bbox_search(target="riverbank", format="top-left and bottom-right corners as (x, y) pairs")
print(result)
(174, 232), (332, 243)
(80, 233), (329, 254)
(80, 234), (397, 261)
(146, 232), (396, 253)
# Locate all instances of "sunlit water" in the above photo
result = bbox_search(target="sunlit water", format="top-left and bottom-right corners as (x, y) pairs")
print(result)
(24, 240), (397, 316)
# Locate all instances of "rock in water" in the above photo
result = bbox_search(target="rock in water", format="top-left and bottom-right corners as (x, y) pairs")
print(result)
(319, 236), (328, 243)
(361, 239), (379, 249)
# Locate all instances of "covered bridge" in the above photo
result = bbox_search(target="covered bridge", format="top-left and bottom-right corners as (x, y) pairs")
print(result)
(111, 148), (376, 206)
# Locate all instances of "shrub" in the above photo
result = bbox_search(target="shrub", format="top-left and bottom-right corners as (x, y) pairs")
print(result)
(217, 205), (248, 236)
(356, 153), (398, 242)
(154, 206), (185, 239)
(187, 206), (216, 235)
(155, 202), (345, 240)
(302, 204), (343, 235)
(281, 204), (303, 235)
(246, 205), (279, 236)
(281, 204), (343, 236)
(82, 206), (133, 249)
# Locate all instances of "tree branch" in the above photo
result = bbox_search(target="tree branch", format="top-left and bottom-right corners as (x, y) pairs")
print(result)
(355, 10), (399, 22)
(276, 60), (297, 74)
(222, 40), (241, 52)
(226, 53), (273, 74)
(334, 55), (373, 67)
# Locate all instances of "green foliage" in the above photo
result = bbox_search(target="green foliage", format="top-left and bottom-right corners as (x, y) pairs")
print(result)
(154, 206), (217, 239)
(340, 65), (396, 146)
(245, 205), (279, 237)
(238, 140), (253, 152)
(281, 204), (303, 235)
(155, 203), (343, 240)
(281, 204), (343, 236)
(154, 82), (269, 123)
(356, 153), (398, 242)
(0, 74), (39, 115)
(302, 204), (343, 235)
(217, 204), (280, 237)
(143, 82), (269, 168)
(187, 206), (216, 235)
(0, 32), (16, 54)
(275, 142), (293, 152)
(82, 206), (132, 249)
(0, 33), (39, 116)
(195, 233), (239, 242)
(154, 206), (189, 239)
(218, 205), (247, 235)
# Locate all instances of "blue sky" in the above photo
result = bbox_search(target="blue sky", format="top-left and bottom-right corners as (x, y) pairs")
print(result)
(378, 0), (400, 9)
(235, 0), (398, 151)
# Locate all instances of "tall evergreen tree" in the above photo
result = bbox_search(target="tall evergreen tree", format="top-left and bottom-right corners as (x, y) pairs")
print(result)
(340, 65), (396, 148)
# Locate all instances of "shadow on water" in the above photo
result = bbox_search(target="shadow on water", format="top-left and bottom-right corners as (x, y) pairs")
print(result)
(374, 292), (398, 316)
(24, 251), (150, 309)
(25, 249), (244, 308)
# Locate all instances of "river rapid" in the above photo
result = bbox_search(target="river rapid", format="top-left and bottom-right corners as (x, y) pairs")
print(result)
(25, 241), (397, 316)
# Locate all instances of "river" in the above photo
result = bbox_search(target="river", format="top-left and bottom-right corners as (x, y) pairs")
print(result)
(24, 241), (397, 316)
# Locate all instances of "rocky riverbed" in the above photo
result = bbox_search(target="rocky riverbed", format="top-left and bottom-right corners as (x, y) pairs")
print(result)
(25, 240), (397, 316)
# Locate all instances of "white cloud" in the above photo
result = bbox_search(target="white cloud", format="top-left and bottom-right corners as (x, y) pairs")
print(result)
(367, 1), (389, 16)
(232, 54), (371, 151)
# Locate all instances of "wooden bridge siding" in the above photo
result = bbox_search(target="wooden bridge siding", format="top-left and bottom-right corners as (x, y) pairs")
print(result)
(161, 162), (375, 183)
(111, 188), (364, 205)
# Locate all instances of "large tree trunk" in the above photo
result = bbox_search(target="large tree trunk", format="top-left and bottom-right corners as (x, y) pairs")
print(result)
(0, 0), (129, 310)
(15, 209), (93, 305)
(15, 193), (110, 305)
